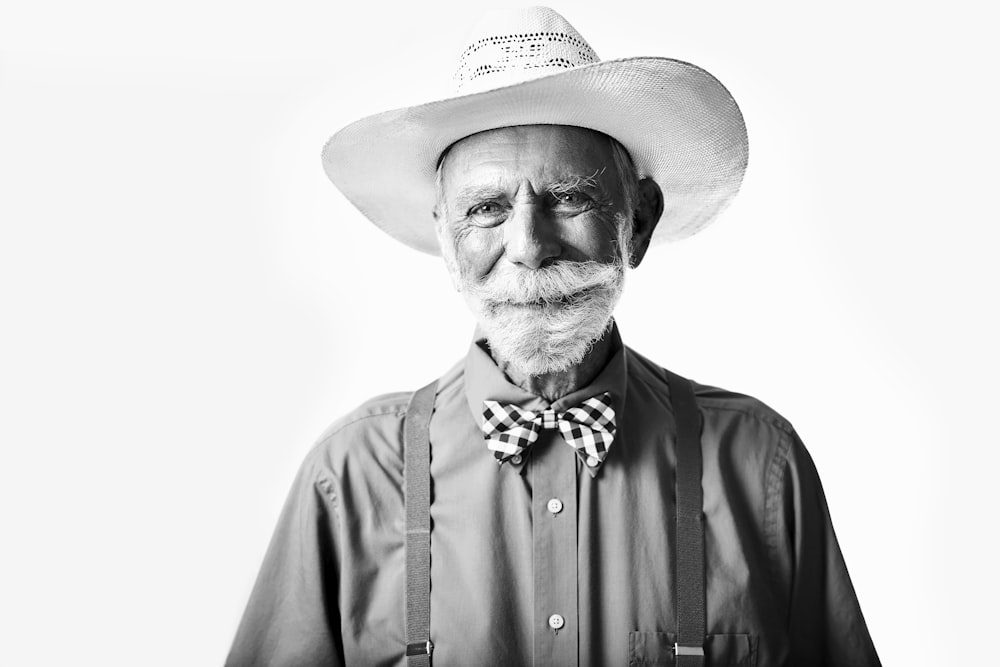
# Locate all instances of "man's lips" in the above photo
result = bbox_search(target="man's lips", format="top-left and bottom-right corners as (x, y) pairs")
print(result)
(488, 286), (597, 309)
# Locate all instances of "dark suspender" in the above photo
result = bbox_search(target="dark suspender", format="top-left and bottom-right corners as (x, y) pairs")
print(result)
(404, 380), (438, 666)
(665, 370), (707, 665)
(402, 372), (706, 666)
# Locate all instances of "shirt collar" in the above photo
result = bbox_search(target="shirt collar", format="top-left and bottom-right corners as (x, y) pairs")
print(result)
(464, 322), (629, 477)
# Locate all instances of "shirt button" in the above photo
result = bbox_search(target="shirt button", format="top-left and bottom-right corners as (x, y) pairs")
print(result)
(548, 613), (565, 630)
(547, 498), (563, 514)
(586, 456), (600, 468)
(510, 454), (523, 465)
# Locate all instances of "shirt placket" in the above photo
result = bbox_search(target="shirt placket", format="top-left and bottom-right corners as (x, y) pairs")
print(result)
(530, 415), (578, 666)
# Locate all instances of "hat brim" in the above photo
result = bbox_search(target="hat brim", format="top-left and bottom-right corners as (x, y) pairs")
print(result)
(322, 57), (748, 256)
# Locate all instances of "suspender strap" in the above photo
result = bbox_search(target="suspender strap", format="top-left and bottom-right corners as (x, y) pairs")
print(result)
(665, 370), (706, 667)
(404, 380), (438, 666)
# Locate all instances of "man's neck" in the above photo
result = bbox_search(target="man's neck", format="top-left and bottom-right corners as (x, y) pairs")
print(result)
(493, 327), (616, 403)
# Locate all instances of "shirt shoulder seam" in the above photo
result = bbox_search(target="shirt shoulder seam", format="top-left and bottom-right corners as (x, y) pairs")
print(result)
(309, 403), (409, 511)
(697, 401), (796, 437)
(627, 351), (796, 436)
(314, 404), (408, 449)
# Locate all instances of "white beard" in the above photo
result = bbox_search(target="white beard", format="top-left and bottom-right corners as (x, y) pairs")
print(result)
(441, 215), (632, 377)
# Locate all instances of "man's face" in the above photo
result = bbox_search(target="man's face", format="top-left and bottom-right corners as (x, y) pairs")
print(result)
(435, 125), (633, 377)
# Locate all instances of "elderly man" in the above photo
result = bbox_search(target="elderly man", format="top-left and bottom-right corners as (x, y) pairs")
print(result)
(228, 7), (880, 667)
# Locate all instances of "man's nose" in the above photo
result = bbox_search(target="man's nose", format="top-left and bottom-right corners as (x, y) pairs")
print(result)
(503, 203), (561, 269)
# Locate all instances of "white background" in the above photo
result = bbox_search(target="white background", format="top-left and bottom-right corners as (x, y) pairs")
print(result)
(1, 1), (997, 665)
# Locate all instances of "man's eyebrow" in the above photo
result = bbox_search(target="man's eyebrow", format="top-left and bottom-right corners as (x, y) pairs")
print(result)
(453, 184), (509, 204)
(546, 168), (606, 195)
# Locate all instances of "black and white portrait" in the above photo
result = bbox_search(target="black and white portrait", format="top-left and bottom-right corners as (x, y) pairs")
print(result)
(1, 2), (995, 666)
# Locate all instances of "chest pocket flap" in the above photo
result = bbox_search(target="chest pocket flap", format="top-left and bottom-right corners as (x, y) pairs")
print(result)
(628, 632), (756, 666)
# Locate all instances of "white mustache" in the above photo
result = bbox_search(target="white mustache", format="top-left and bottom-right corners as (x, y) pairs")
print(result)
(467, 259), (623, 306)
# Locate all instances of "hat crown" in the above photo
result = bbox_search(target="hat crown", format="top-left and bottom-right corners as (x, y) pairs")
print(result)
(454, 6), (599, 95)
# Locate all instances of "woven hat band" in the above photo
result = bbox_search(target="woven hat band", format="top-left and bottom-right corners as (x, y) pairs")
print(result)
(454, 7), (599, 95)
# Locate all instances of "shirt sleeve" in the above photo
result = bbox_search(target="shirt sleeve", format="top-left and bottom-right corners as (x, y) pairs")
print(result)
(778, 430), (881, 667)
(226, 451), (344, 667)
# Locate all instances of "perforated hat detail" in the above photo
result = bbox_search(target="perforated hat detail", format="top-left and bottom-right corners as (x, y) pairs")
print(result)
(456, 32), (598, 94)
(322, 6), (748, 256)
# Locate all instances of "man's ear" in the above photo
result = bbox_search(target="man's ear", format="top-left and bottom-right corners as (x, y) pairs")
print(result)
(628, 177), (664, 268)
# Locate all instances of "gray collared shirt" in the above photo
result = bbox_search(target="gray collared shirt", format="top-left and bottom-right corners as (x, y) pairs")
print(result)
(228, 328), (880, 666)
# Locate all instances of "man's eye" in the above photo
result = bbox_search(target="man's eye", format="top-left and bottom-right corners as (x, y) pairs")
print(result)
(470, 202), (503, 215)
(466, 202), (508, 227)
(552, 191), (591, 209)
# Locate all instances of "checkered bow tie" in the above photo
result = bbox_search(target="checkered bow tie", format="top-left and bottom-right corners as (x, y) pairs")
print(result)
(481, 393), (617, 466)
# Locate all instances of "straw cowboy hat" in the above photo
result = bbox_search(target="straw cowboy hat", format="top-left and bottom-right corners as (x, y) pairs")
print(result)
(321, 6), (748, 256)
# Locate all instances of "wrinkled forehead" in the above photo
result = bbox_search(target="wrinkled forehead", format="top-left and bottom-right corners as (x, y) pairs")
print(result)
(437, 125), (618, 188)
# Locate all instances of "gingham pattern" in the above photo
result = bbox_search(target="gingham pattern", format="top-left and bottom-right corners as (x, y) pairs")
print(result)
(481, 393), (616, 466)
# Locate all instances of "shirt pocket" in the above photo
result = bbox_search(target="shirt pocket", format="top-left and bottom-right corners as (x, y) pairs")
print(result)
(628, 631), (756, 666)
